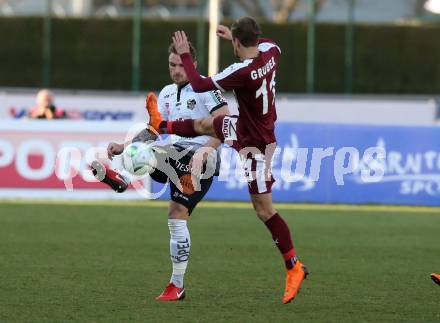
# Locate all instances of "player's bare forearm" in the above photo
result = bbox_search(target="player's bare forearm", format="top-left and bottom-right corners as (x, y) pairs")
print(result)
(106, 129), (157, 160)
(131, 128), (157, 143)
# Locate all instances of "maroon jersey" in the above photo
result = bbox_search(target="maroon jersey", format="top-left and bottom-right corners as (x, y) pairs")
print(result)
(180, 38), (281, 152)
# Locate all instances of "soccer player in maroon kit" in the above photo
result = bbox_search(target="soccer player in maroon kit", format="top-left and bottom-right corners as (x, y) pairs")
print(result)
(146, 16), (308, 304)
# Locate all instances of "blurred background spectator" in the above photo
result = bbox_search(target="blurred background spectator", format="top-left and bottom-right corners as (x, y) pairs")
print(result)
(28, 89), (67, 119)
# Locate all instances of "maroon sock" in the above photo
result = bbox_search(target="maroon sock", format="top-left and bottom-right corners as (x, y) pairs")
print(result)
(164, 119), (198, 137)
(264, 213), (297, 269)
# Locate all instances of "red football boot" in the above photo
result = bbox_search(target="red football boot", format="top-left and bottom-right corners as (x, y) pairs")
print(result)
(155, 283), (185, 301)
(91, 160), (128, 193)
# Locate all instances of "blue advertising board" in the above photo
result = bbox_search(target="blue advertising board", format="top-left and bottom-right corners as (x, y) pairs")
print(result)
(152, 122), (440, 206)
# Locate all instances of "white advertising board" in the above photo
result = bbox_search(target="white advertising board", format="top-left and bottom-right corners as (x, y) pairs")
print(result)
(1, 89), (437, 125)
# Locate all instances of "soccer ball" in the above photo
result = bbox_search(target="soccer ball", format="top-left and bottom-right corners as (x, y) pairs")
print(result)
(122, 142), (157, 176)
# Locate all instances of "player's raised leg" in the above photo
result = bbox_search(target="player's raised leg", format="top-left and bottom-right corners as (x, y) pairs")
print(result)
(146, 92), (220, 138)
(251, 193), (308, 304)
(431, 273), (440, 286)
(145, 92), (164, 132)
(156, 147), (215, 301)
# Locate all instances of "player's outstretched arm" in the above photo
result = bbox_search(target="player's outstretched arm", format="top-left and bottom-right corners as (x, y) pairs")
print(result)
(106, 129), (157, 160)
(132, 128), (157, 143)
(172, 31), (217, 92)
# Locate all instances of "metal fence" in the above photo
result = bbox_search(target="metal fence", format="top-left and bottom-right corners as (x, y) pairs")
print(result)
(1, 0), (440, 93)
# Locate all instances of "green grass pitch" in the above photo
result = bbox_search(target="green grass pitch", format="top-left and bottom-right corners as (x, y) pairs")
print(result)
(0, 201), (439, 322)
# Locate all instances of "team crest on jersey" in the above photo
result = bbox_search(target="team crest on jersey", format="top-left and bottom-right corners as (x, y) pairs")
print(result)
(186, 99), (197, 110)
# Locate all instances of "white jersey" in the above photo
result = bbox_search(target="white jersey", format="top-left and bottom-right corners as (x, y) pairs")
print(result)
(157, 82), (227, 147)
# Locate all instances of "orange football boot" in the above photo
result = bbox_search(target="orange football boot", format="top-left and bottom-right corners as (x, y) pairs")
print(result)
(431, 273), (440, 286)
(145, 92), (163, 133)
(283, 260), (309, 304)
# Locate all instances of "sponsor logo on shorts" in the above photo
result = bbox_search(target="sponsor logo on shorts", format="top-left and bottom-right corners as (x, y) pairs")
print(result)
(175, 160), (190, 172)
(222, 117), (230, 138)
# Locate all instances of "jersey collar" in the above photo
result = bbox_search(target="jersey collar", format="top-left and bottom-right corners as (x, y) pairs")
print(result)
(176, 82), (190, 102)
(177, 81), (190, 91)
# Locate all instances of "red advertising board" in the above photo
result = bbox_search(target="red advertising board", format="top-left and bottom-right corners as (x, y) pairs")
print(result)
(0, 120), (150, 199)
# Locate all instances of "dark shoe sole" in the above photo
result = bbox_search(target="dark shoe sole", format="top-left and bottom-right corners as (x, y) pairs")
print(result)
(91, 160), (105, 181)
(91, 160), (127, 193)
(431, 274), (440, 286)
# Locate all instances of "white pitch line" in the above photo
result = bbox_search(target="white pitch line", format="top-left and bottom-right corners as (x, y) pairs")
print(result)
(1, 199), (440, 214)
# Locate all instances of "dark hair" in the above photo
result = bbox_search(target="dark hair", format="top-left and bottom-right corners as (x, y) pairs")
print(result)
(168, 41), (197, 61)
(231, 16), (262, 47)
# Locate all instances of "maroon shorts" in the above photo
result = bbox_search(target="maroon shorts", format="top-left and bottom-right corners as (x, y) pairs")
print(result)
(213, 114), (275, 194)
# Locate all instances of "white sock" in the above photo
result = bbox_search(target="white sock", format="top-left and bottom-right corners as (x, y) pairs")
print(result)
(118, 169), (133, 183)
(168, 219), (190, 289)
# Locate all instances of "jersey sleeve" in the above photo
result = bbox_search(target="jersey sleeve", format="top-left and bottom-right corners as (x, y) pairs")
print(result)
(211, 62), (250, 92)
(200, 89), (228, 114)
(157, 88), (169, 121)
(258, 38), (282, 56)
(180, 53), (217, 92)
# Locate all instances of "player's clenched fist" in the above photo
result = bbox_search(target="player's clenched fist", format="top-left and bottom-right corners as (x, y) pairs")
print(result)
(216, 25), (232, 40)
(107, 142), (124, 160)
(172, 31), (190, 55)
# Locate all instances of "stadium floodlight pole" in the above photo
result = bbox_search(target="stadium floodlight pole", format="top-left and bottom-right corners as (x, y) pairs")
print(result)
(42, 0), (52, 87)
(424, 0), (440, 14)
(197, 0), (207, 75)
(72, 0), (91, 16)
(306, 0), (316, 94)
(208, 0), (220, 76)
(344, 0), (355, 94)
(131, 0), (142, 92)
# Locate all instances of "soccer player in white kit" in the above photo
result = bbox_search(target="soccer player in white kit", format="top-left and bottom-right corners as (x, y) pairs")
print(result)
(92, 42), (229, 301)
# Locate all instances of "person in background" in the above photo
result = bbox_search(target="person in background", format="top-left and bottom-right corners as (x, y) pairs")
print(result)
(28, 89), (67, 119)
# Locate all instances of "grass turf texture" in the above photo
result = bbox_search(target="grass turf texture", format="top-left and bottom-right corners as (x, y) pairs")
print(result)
(0, 201), (439, 322)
